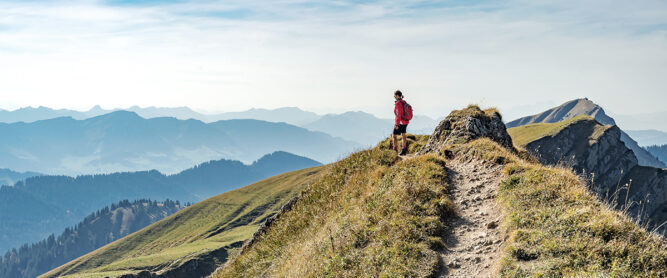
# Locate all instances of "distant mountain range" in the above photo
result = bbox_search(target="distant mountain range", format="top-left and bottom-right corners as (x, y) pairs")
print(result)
(303, 111), (438, 146)
(1, 199), (183, 278)
(626, 129), (667, 147)
(613, 110), (667, 132)
(0, 169), (40, 186)
(0, 111), (346, 175)
(506, 98), (666, 168)
(0, 151), (320, 253)
(645, 145), (667, 165)
(0, 106), (439, 147)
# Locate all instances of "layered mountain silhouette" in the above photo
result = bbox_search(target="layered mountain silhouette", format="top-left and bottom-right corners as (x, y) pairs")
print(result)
(626, 129), (667, 147)
(0, 106), (439, 147)
(0, 151), (320, 254)
(1, 199), (183, 278)
(303, 111), (439, 146)
(0, 106), (319, 125)
(645, 145), (667, 166)
(0, 168), (40, 186)
(0, 111), (346, 175)
(506, 98), (666, 168)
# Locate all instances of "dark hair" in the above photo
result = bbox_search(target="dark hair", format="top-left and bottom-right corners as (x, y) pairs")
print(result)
(394, 90), (403, 97)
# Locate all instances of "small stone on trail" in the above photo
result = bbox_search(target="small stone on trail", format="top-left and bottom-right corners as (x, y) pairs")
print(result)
(487, 221), (498, 229)
(447, 261), (461, 268)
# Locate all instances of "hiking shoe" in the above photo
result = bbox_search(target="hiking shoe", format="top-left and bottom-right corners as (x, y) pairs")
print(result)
(400, 148), (407, 156)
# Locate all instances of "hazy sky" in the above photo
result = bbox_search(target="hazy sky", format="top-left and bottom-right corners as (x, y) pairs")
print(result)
(0, 0), (665, 120)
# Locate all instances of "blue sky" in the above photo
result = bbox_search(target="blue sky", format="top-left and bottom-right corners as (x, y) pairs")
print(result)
(0, 0), (665, 121)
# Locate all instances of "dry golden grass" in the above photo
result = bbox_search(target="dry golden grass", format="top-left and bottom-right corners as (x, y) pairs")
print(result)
(448, 139), (667, 277)
(217, 110), (666, 277)
(216, 147), (453, 278)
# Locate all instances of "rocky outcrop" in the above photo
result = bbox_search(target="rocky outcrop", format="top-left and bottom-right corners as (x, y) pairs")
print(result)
(525, 120), (637, 194)
(507, 98), (665, 168)
(522, 118), (666, 235)
(420, 105), (514, 154)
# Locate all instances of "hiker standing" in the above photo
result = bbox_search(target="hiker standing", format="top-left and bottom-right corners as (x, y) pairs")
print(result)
(393, 90), (412, 155)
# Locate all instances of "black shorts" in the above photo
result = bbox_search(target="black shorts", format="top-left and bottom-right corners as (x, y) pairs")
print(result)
(393, 124), (407, 135)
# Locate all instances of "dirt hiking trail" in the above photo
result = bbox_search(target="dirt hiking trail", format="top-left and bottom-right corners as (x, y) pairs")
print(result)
(437, 159), (505, 278)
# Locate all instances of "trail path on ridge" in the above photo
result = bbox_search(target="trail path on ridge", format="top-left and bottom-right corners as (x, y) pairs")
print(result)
(436, 159), (505, 278)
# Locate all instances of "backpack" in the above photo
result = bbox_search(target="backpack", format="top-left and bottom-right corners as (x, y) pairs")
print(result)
(401, 100), (413, 121)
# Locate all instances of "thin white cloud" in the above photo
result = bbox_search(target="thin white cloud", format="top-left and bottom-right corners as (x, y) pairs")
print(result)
(0, 0), (665, 120)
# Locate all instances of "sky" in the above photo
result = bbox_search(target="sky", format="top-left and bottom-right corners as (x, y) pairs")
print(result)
(0, 0), (665, 120)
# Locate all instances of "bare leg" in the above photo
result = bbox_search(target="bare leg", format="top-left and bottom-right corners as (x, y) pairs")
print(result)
(392, 134), (398, 151)
(401, 133), (408, 150)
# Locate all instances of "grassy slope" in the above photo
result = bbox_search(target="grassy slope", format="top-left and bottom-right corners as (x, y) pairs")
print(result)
(40, 167), (325, 278)
(217, 106), (665, 277)
(450, 139), (666, 277)
(507, 115), (608, 147)
(216, 135), (453, 277)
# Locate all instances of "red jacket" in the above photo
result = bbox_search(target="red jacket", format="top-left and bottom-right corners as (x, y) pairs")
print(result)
(394, 99), (410, 125)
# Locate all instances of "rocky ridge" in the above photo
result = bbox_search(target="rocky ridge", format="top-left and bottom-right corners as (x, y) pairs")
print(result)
(507, 98), (665, 168)
(522, 118), (666, 235)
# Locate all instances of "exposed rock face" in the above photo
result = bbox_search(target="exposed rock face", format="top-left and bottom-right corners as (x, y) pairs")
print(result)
(523, 118), (666, 235)
(420, 105), (514, 154)
(507, 98), (665, 168)
(525, 120), (637, 194)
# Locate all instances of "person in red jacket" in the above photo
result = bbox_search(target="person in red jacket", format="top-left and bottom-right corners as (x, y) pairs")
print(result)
(393, 90), (409, 155)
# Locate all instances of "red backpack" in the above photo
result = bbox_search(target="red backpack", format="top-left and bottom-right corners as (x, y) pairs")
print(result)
(401, 100), (413, 121)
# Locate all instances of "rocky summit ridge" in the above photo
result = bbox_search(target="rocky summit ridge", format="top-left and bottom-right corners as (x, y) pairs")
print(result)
(506, 98), (665, 168)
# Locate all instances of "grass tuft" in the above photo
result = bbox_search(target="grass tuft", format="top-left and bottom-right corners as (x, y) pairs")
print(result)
(376, 134), (430, 155)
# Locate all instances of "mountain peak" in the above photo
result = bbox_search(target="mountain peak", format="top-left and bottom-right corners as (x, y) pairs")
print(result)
(89, 110), (143, 121)
(506, 98), (665, 168)
(507, 98), (615, 127)
(252, 151), (321, 169)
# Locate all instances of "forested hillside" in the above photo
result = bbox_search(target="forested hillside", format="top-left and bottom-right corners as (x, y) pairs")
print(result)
(0, 151), (320, 253)
(1, 199), (183, 278)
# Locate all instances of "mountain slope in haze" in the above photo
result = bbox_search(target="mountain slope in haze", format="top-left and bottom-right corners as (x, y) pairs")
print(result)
(304, 111), (438, 146)
(508, 116), (667, 234)
(626, 129), (667, 146)
(645, 144), (667, 165)
(1, 199), (183, 278)
(304, 111), (393, 146)
(212, 107), (321, 126)
(614, 110), (667, 132)
(506, 98), (666, 168)
(0, 110), (348, 175)
(0, 151), (321, 254)
(0, 168), (40, 186)
(41, 167), (325, 278)
(216, 105), (666, 277)
(0, 106), (97, 123)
